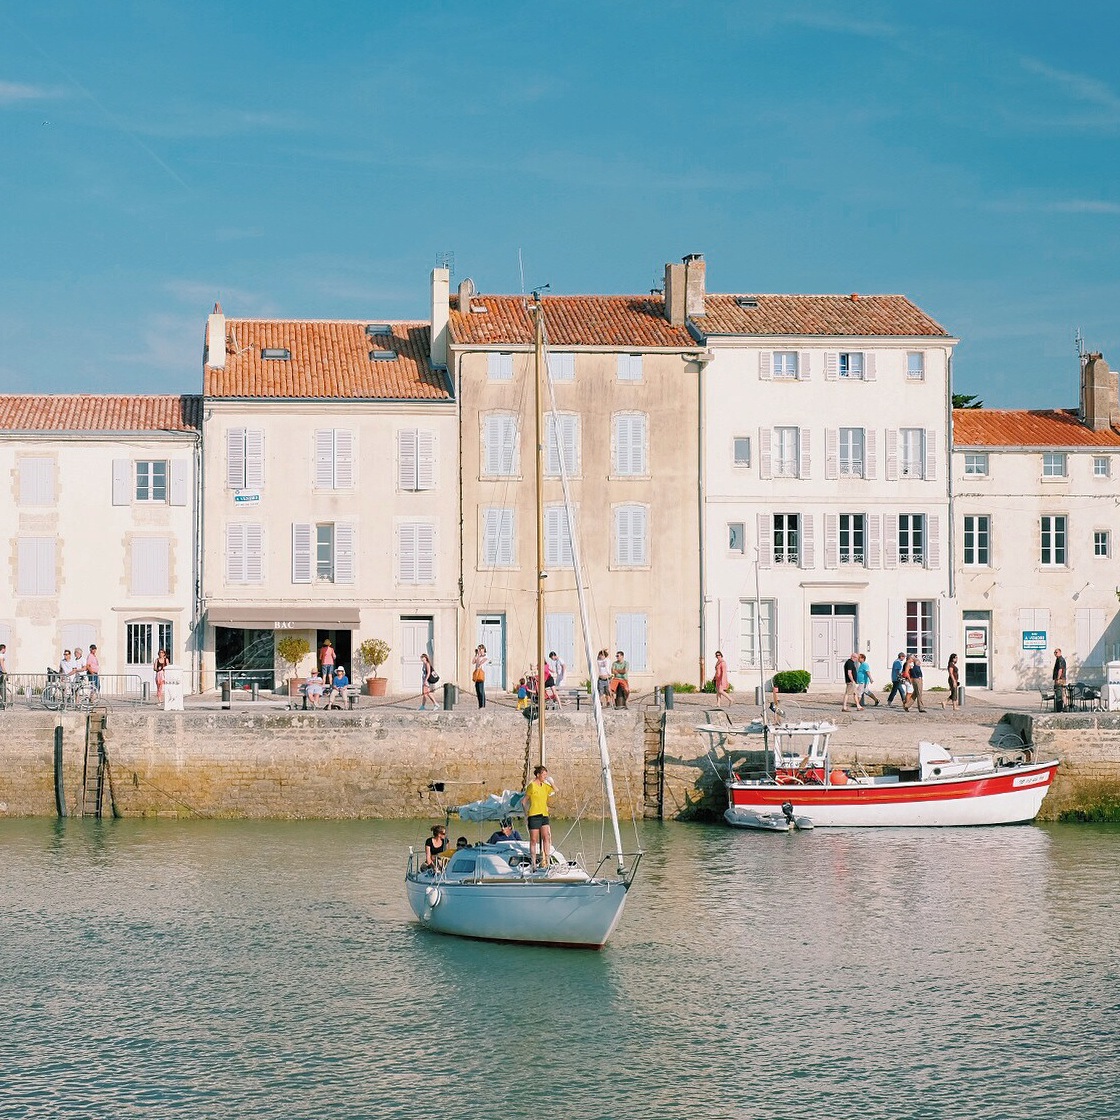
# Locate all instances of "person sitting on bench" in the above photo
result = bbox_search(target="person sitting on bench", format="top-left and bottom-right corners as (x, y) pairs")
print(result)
(325, 665), (349, 708)
(305, 670), (325, 708)
(608, 651), (630, 708)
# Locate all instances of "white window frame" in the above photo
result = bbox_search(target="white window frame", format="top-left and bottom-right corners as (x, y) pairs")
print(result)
(1094, 529), (1110, 558)
(839, 513), (865, 566)
(135, 460), (169, 503)
(617, 353), (643, 382)
(613, 504), (649, 568)
(906, 600), (935, 664)
(772, 351), (799, 379)
(775, 427), (799, 478)
(612, 412), (648, 477)
(900, 429), (925, 478)
(487, 352), (514, 381)
(963, 514), (990, 567)
(733, 437), (751, 467)
(773, 513), (800, 565)
(906, 352), (925, 381)
(1040, 515), (1067, 566)
(1042, 452), (1068, 479)
(126, 620), (174, 667)
(1094, 456), (1111, 478)
(839, 352), (865, 379)
(547, 352), (575, 382)
(728, 522), (745, 554)
(898, 514), (925, 565)
(839, 428), (865, 477)
(740, 598), (776, 670)
(963, 452), (989, 477)
(481, 508), (516, 568)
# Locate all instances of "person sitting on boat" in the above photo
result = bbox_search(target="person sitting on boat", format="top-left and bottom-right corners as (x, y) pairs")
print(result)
(424, 825), (449, 869)
(455, 836), (470, 850)
(524, 764), (557, 869)
(608, 651), (629, 707)
(486, 817), (523, 844)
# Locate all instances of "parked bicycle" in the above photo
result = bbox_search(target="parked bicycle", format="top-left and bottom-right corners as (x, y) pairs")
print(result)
(41, 668), (96, 712)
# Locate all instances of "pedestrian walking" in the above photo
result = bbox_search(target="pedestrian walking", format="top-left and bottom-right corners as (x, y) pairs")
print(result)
(1053, 648), (1067, 711)
(857, 653), (879, 706)
(713, 650), (730, 708)
(419, 653), (435, 710)
(842, 651), (862, 711)
(943, 653), (960, 710)
(471, 644), (488, 708)
(887, 652), (906, 706)
(903, 656), (927, 712)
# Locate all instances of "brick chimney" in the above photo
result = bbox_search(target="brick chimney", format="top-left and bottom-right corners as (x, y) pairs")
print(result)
(684, 253), (706, 316)
(1081, 352), (1118, 431)
(430, 267), (450, 369)
(205, 301), (226, 371)
(664, 261), (686, 325)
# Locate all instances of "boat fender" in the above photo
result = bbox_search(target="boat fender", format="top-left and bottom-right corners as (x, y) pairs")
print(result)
(425, 886), (442, 909)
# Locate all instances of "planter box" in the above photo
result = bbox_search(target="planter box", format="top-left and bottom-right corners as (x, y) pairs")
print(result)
(288, 678), (307, 698)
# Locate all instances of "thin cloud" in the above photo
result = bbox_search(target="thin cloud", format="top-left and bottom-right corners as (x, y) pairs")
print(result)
(0, 79), (63, 104)
(985, 196), (1120, 215)
(1021, 57), (1120, 116)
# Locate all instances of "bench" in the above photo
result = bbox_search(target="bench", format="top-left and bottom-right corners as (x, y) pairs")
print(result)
(299, 684), (359, 710)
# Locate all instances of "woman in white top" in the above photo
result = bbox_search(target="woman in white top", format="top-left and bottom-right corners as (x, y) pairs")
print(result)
(471, 645), (489, 709)
(596, 649), (610, 699)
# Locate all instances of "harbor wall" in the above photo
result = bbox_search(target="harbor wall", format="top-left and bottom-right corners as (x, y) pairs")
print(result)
(0, 707), (1117, 821)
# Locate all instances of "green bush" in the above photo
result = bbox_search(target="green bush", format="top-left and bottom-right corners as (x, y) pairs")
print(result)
(700, 679), (733, 694)
(773, 670), (810, 693)
(667, 681), (698, 694)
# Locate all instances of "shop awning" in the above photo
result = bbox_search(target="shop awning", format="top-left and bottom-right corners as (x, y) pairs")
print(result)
(206, 606), (362, 629)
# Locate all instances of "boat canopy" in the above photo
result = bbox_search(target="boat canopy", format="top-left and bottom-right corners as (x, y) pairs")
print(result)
(455, 790), (525, 822)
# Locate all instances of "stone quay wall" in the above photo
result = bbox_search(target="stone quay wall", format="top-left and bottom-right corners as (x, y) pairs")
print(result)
(0, 706), (1117, 821)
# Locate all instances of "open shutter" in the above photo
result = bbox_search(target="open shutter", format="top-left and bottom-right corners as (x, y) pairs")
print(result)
(926, 514), (941, 570)
(315, 430), (335, 488)
(758, 428), (773, 479)
(759, 352), (772, 381)
(799, 429), (811, 479)
(864, 353), (877, 382)
(416, 430), (435, 490)
(824, 353), (839, 381)
(885, 515), (899, 568)
(800, 513), (814, 569)
(292, 523), (313, 584)
(17, 539), (37, 595)
(865, 429), (878, 479)
(398, 525), (416, 582)
(885, 429), (899, 481)
(245, 430), (264, 488)
(225, 524), (244, 583)
(416, 524), (436, 583)
(824, 513), (839, 569)
(398, 429), (417, 490)
(170, 459), (189, 506)
(563, 415), (579, 475)
(924, 429), (937, 481)
(799, 351), (812, 380)
(112, 460), (131, 505)
(335, 429), (354, 488)
(757, 513), (773, 568)
(226, 429), (246, 489)
(825, 429), (839, 480)
(867, 514), (882, 569)
(245, 525), (264, 582)
(334, 522), (355, 583)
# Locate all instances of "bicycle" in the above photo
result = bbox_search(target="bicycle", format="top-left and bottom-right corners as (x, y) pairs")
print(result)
(0, 675), (13, 710)
(42, 671), (95, 712)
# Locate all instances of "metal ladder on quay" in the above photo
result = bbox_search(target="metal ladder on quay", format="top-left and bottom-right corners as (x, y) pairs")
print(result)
(642, 709), (665, 820)
(80, 708), (108, 818)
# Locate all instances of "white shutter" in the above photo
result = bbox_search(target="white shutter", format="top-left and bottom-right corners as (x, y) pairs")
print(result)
(486, 415), (516, 475)
(398, 524), (417, 582)
(398, 429), (417, 490)
(825, 429), (839, 480)
(483, 509), (514, 566)
(825, 513), (839, 569)
(226, 430), (246, 489)
(132, 538), (170, 596)
(245, 524), (264, 583)
(113, 459), (132, 505)
(170, 459), (189, 506)
(547, 352), (575, 381)
(885, 515), (899, 568)
(759, 428), (773, 479)
(225, 524), (244, 583)
(865, 429), (878, 479)
(825, 353), (838, 381)
(864, 353), (877, 382)
(757, 513), (773, 568)
(416, 524), (436, 583)
(926, 514), (941, 570)
(867, 514), (882, 568)
(292, 523), (313, 584)
(615, 414), (647, 475)
(925, 429), (937, 482)
(616, 613), (648, 672)
(245, 430), (265, 488)
(18, 538), (49, 596)
(545, 614), (577, 670)
(545, 507), (574, 567)
(334, 429), (354, 488)
(800, 513), (814, 569)
(799, 351), (812, 380)
(799, 428), (811, 479)
(488, 352), (513, 380)
(416, 430), (435, 491)
(546, 414), (579, 476)
(888, 598), (906, 655)
(335, 522), (356, 584)
(20, 458), (54, 505)
(616, 506), (649, 566)
(315, 430), (336, 488)
(885, 429), (899, 481)
(759, 352), (772, 381)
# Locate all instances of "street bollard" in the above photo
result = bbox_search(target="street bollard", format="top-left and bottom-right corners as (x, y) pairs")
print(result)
(663, 685), (675, 710)
(221, 680), (231, 709)
(251, 681), (259, 702)
(958, 686), (965, 709)
(442, 682), (457, 710)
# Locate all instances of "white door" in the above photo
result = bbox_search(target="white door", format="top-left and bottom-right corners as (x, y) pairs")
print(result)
(810, 615), (855, 682)
(477, 615), (505, 690)
(400, 618), (433, 694)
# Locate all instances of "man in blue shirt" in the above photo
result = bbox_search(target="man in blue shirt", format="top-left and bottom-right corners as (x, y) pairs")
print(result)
(887, 652), (906, 706)
(487, 817), (523, 843)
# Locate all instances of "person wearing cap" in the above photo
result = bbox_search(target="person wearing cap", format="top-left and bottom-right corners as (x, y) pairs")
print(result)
(487, 817), (523, 844)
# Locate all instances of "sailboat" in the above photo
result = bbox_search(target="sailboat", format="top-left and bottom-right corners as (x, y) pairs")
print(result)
(404, 291), (641, 948)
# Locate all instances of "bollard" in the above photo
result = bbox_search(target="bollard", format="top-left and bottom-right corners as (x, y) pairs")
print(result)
(958, 685), (965, 709)
(251, 681), (259, 702)
(221, 680), (231, 709)
(442, 682), (457, 711)
(663, 685), (675, 710)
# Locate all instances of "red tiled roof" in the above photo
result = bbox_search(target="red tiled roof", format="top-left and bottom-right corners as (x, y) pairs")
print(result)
(953, 408), (1120, 447)
(697, 294), (951, 337)
(448, 295), (697, 348)
(0, 394), (201, 433)
(204, 320), (449, 400)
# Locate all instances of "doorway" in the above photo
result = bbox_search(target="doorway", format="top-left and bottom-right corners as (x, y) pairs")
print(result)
(963, 612), (991, 689)
(810, 604), (857, 683)
(316, 629), (352, 679)
(477, 615), (506, 690)
(400, 617), (433, 694)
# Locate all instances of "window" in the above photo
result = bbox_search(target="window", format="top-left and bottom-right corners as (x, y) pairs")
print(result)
(963, 515), (990, 566)
(316, 524), (334, 581)
(398, 523), (436, 583)
(839, 514), (864, 565)
(127, 621), (174, 666)
(1094, 456), (1110, 478)
(898, 514), (925, 564)
(482, 508), (515, 567)
(19, 457), (55, 505)
(135, 460), (168, 502)
(839, 352), (865, 379)
(225, 523), (264, 584)
(544, 506), (575, 568)
(773, 514), (799, 564)
(226, 429), (265, 490)
(906, 600), (935, 664)
(900, 429), (925, 478)
(775, 427), (799, 477)
(617, 353), (643, 382)
(613, 413), (648, 476)
(615, 613), (648, 671)
(131, 537), (170, 596)
(964, 452), (989, 477)
(1040, 515), (1067, 566)
(614, 505), (649, 567)
(547, 352), (575, 382)
(483, 415), (518, 476)
(906, 352), (925, 380)
(1042, 452), (1067, 478)
(398, 429), (435, 491)
(733, 437), (751, 467)
(740, 599), (776, 669)
(17, 538), (55, 596)
(1094, 530), (1110, 558)
(773, 351), (799, 378)
(544, 413), (580, 476)
(311, 430), (353, 490)
(487, 352), (513, 381)
(728, 522), (745, 554)
(839, 428), (865, 477)
(261, 348), (290, 361)
(291, 522), (353, 584)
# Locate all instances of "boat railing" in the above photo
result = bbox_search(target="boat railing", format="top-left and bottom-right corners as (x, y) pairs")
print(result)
(589, 851), (643, 887)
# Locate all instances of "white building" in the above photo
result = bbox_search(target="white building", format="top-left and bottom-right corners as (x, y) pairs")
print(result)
(0, 394), (201, 689)
(199, 301), (459, 695)
(952, 353), (1120, 692)
(695, 285), (958, 691)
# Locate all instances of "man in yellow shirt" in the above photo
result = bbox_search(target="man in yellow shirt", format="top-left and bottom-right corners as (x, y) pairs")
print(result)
(524, 764), (557, 870)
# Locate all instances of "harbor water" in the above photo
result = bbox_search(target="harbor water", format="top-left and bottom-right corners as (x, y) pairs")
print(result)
(1, 817), (1118, 1120)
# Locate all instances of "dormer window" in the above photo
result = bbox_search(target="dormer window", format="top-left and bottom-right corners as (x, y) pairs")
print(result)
(261, 348), (290, 360)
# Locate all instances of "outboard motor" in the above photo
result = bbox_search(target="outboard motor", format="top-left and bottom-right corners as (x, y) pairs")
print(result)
(781, 801), (795, 826)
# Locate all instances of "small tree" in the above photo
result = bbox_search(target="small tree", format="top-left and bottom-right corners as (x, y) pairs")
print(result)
(356, 638), (391, 679)
(276, 636), (311, 680)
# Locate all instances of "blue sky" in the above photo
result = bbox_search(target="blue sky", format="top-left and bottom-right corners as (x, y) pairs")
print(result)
(2, 0), (1118, 408)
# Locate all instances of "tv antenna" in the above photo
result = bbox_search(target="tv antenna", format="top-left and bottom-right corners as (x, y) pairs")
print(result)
(1076, 327), (1087, 366)
(435, 251), (455, 278)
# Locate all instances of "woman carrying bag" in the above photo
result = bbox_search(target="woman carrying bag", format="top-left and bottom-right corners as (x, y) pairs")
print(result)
(471, 645), (489, 709)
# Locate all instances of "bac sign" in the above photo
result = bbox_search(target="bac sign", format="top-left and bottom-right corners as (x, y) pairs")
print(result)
(1022, 630), (1047, 652)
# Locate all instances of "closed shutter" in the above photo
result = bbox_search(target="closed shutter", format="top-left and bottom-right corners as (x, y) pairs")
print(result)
(799, 351), (812, 380)
(867, 514), (882, 569)
(292, 523), (313, 584)
(885, 429), (899, 481)
(924, 429), (937, 481)
(226, 430), (246, 489)
(315, 430), (335, 487)
(245, 430), (265, 488)
(758, 428), (773, 479)
(20, 458), (54, 505)
(483, 509), (515, 566)
(615, 414), (647, 475)
(759, 352), (772, 380)
(112, 459), (132, 505)
(398, 429), (417, 490)
(865, 429), (878, 479)
(825, 429), (839, 480)
(547, 353), (575, 381)
(18, 538), (54, 596)
(616, 506), (648, 566)
(60, 624), (97, 655)
(885, 515), (899, 568)
(926, 514), (941, 570)
(824, 513), (839, 569)
(824, 353), (838, 381)
(545, 507), (574, 567)
(132, 538), (170, 596)
(170, 459), (189, 506)
(545, 614), (576, 671)
(335, 429), (354, 488)
(416, 430), (435, 490)
(757, 513), (773, 568)
(546, 414), (579, 475)
(334, 522), (356, 583)
(864, 353), (877, 382)
(488, 352), (513, 380)
(616, 613), (648, 672)
(486, 415), (516, 475)
(799, 429), (811, 479)
(800, 514), (814, 569)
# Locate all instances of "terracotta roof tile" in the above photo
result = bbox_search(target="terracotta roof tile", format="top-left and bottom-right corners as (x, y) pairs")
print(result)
(953, 409), (1120, 447)
(204, 320), (450, 400)
(0, 394), (201, 433)
(697, 294), (951, 337)
(448, 295), (697, 348)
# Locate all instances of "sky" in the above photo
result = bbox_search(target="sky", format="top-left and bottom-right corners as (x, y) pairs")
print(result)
(2, 0), (1119, 409)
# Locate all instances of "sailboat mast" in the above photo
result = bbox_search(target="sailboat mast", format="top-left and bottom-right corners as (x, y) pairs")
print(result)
(533, 296), (546, 767)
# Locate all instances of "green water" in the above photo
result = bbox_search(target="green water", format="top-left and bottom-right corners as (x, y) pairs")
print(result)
(1, 817), (1117, 1119)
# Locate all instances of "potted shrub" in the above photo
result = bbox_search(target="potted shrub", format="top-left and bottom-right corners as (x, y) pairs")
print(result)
(276, 636), (312, 697)
(357, 638), (391, 697)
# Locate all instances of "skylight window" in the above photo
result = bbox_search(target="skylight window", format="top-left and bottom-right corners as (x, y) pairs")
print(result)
(365, 324), (393, 337)
(736, 297), (759, 309)
(261, 347), (291, 360)
(370, 349), (398, 361)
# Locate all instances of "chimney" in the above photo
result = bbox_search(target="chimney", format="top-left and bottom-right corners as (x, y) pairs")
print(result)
(430, 267), (450, 369)
(1081, 352), (1118, 431)
(684, 253), (706, 317)
(664, 262), (686, 325)
(458, 277), (475, 316)
(205, 301), (226, 371)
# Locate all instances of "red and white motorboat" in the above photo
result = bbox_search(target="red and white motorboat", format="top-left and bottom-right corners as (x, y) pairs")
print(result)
(703, 719), (1059, 829)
